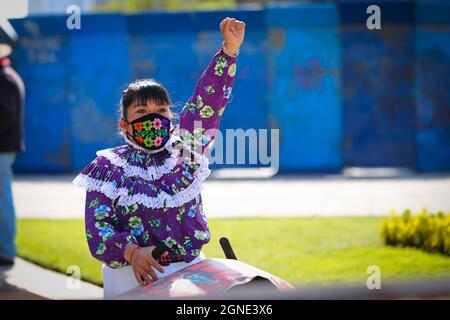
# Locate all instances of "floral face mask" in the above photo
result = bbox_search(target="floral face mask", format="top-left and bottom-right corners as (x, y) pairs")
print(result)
(124, 113), (171, 151)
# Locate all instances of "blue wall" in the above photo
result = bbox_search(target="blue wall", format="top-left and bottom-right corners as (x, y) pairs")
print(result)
(7, 1), (450, 173)
(340, 0), (416, 167)
(266, 4), (342, 171)
(415, 0), (450, 171)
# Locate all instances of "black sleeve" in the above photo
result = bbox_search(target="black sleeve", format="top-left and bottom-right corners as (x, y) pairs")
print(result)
(0, 77), (18, 135)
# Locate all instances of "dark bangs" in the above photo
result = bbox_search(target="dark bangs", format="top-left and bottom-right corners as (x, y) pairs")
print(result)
(120, 79), (172, 119)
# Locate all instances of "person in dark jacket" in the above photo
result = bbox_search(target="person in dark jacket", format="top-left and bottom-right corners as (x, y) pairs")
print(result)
(0, 43), (25, 266)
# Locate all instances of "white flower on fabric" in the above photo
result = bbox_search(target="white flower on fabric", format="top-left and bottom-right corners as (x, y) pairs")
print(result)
(164, 237), (177, 248)
(96, 243), (107, 255)
(177, 245), (186, 256)
(228, 63), (237, 77)
(97, 225), (115, 241)
(109, 261), (125, 269)
(200, 105), (214, 119)
(214, 56), (228, 76)
(193, 127), (205, 139)
(194, 230), (209, 240)
(204, 84), (215, 95)
(95, 221), (109, 230)
(223, 86), (232, 99)
(128, 216), (142, 228)
(196, 95), (204, 109)
(184, 102), (196, 112)
(94, 204), (111, 220)
(182, 131), (194, 145)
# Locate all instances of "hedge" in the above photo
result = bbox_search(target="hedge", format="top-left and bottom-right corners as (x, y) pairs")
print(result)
(381, 209), (450, 256)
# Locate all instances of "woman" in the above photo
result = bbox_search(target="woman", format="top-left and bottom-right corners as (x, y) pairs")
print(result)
(73, 17), (245, 298)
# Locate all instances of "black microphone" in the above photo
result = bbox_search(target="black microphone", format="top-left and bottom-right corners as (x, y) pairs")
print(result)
(220, 237), (238, 260)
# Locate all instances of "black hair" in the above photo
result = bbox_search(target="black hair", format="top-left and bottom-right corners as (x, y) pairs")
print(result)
(119, 78), (172, 121)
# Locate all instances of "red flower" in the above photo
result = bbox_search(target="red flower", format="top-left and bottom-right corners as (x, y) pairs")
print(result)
(134, 123), (143, 131)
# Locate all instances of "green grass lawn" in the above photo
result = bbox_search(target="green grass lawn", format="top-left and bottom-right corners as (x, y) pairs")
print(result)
(17, 217), (450, 288)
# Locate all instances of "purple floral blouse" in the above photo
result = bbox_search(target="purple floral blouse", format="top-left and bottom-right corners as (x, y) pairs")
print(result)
(73, 49), (237, 269)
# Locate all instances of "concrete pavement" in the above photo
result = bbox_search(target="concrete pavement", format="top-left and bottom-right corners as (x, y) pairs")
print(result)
(0, 258), (102, 299)
(12, 171), (450, 219)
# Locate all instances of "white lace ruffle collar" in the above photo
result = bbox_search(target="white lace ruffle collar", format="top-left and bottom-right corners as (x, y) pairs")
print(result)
(96, 133), (182, 181)
(72, 131), (211, 209)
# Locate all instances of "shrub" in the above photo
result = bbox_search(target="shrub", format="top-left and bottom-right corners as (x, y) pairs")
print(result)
(381, 209), (450, 256)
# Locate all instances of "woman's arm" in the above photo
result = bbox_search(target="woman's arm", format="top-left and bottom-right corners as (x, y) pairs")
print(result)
(84, 190), (137, 269)
(179, 17), (245, 155)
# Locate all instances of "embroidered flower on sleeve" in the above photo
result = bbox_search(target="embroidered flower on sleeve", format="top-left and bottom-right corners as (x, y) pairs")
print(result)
(128, 216), (144, 236)
(121, 204), (138, 215)
(187, 207), (196, 217)
(109, 261), (125, 269)
(89, 197), (100, 208)
(96, 242), (107, 255)
(95, 223), (115, 241)
(184, 102), (196, 112)
(214, 56), (228, 76)
(164, 237), (177, 248)
(182, 130), (194, 144)
(200, 105), (214, 119)
(183, 236), (193, 248)
(95, 221), (109, 230)
(194, 230), (209, 241)
(193, 127), (205, 140)
(142, 231), (150, 243)
(128, 216), (142, 227)
(195, 95), (204, 109)
(191, 249), (201, 257)
(130, 226), (143, 237)
(228, 63), (237, 77)
(125, 234), (135, 243)
(204, 84), (215, 95)
(177, 245), (186, 256)
(223, 86), (232, 99)
(149, 216), (161, 228)
(94, 204), (111, 220)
